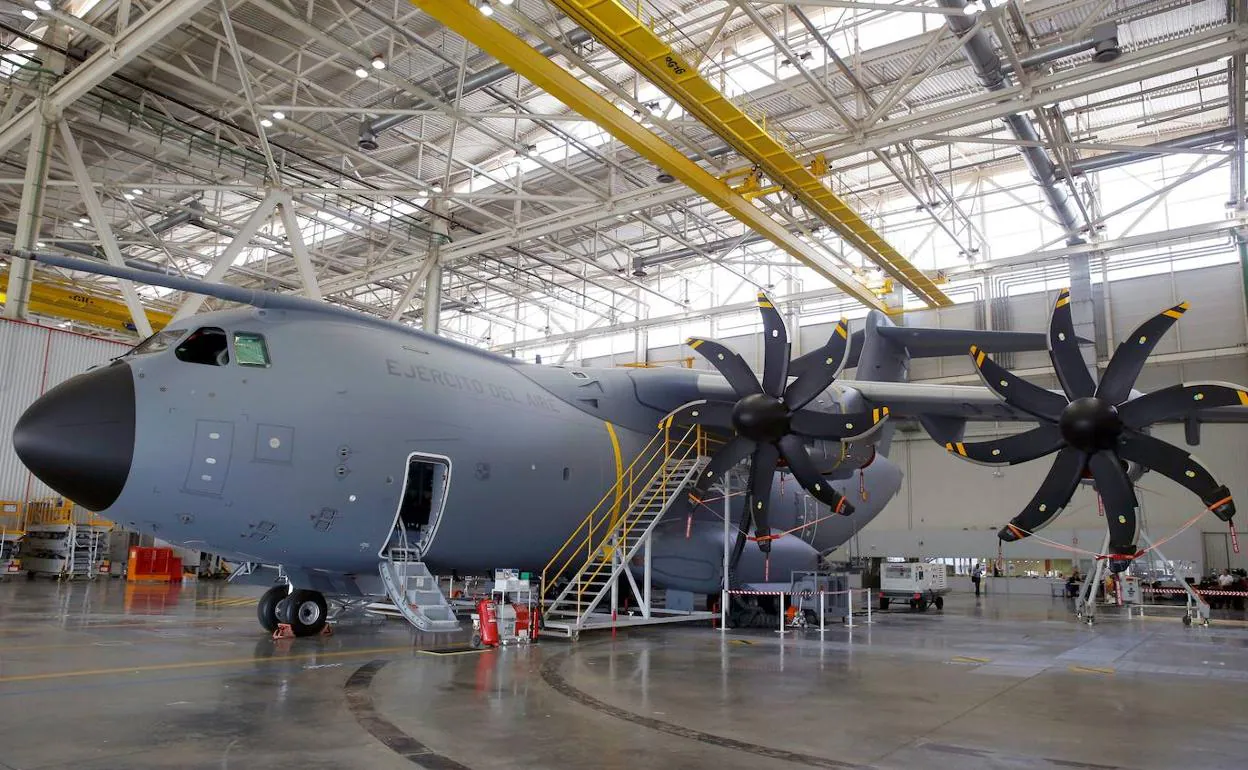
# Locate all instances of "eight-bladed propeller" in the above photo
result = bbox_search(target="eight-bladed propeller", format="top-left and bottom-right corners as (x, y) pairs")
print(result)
(946, 290), (1244, 571)
(669, 293), (890, 553)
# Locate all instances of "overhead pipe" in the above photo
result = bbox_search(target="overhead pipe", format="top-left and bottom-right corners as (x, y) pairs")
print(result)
(639, 231), (769, 268)
(145, 205), (198, 235)
(358, 28), (594, 150)
(1058, 127), (1238, 178)
(999, 23), (1121, 76)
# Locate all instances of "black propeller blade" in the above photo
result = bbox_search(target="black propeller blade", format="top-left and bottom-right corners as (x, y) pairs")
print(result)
(669, 293), (890, 554)
(1048, 288), (1097, 400)
(944, 293), (1246, 571)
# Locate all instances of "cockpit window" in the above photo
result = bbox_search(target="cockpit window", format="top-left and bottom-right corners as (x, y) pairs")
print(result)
(126, 329), (184, 358)
(175, 327), (230, 366)
(233, 332), (270, 367)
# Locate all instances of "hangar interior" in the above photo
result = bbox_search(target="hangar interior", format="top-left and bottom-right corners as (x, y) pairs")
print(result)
(2, 0), (1248, 768)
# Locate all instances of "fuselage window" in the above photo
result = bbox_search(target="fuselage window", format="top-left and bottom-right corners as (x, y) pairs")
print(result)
(175, 327), (230, 366)
(234, 332), (271, 367)
(125, 328), (185, 358)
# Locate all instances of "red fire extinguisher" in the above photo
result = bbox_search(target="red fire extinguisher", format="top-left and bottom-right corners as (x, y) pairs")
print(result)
(474, 598), (500, 648)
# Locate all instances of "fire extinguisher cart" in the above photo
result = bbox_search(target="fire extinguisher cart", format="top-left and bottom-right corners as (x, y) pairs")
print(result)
(470, 569), (539, 648)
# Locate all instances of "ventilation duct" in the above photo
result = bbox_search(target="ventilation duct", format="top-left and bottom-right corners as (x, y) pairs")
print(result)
(938, 1), (1119, 245)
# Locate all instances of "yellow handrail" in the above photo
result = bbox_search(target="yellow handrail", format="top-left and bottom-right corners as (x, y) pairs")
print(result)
(23, 498), (112, 528)
(562, 430), (704, 615)
(541, 421), (712, 607)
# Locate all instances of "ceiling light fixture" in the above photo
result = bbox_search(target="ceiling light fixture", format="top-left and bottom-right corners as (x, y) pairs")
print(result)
(499, 0), (514, 5)
(123, 193), (136, 201)
(272, 111), (285, 120)
(371, 55), (386, 70)
(131, 188), (143, 195)
(354, 66), (369, 78)
(20, 9), (37, 20)
(260, 118), (273, 128)
(963, 0), (982, 15)
(77, 217), (90, 224)
(479, 1), (494, 16)
(34, 0), (52, 10)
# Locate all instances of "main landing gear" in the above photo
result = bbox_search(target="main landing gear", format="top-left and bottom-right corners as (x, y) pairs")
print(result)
(257, 585), (329, 637)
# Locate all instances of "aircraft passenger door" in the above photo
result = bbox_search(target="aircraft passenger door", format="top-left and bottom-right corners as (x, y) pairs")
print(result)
(389, 454), (451, 556)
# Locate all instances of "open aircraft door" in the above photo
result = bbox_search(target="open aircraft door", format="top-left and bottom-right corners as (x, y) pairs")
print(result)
(382, 453), (451, 558)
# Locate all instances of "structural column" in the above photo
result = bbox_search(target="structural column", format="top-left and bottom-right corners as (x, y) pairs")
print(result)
(1067, 255), (1099, 376)
(422, 207), (449, 334)
(422, 262), (442, 333)
(3, 112), (54, 321)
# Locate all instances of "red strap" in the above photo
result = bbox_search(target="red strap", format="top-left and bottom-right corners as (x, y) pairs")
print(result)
(1096, 494), (1104, 517)
(1231, 520), (1241, 555)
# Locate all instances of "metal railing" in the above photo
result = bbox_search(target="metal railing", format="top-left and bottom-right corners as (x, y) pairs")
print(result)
(24, 498), (111, 528)
(541, 421), (714, 610)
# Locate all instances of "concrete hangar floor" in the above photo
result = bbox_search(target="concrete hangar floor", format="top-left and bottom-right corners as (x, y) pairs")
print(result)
(0, 580), (1245, 770)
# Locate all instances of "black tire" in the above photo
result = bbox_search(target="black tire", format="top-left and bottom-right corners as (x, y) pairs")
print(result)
(470, 633), (482, 649)
(275, 596), (293, 624)
(1182, 614), (1192, 627)
(285, 589), (328, 637)
(918, 598), (929, 612)
(256, 585), (287, 632)
(934, 596), (944, 611)
(879, 598), (890, 610)
(908, 598), (918, 610)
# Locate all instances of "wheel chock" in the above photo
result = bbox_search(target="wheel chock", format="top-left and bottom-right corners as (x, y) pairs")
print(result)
(272, 623), (295, 640)
(320, 624), (334, 637)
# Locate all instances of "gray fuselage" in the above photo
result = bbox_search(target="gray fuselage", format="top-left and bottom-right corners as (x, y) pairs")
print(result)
(54, 306), (901, 587)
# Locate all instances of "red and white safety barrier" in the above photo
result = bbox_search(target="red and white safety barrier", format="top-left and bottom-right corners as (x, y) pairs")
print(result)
(1142, 587), (1248, 597)
(720, 588), (873, 632)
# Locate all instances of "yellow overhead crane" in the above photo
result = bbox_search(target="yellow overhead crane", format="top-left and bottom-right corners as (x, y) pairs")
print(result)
(0, 269), (171, 334)
(540, 0), (952, 309)
(410, 0), (889, 313)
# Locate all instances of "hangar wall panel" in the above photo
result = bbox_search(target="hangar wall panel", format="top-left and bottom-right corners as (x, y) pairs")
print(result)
(0, 319), (127, 502)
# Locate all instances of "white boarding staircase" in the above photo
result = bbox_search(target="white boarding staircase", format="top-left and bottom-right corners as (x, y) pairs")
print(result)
(379, 526), (461, 632)
(542, 423), (715, 638)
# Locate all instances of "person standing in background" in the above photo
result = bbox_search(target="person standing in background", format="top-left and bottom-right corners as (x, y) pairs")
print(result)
(972, 563), (984, 597)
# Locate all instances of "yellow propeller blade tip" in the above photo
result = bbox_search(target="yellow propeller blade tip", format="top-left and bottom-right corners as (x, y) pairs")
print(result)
(969, 344), (979, 355)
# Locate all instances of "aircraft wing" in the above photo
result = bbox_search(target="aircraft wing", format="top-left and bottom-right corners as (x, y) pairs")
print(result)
(847, 380), (1248, 424)
(845, 381), (1032, 422)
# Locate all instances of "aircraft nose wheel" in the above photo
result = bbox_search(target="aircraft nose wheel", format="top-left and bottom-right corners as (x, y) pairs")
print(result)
(274, 589), (328, 637)
(256, 585), (288, 633)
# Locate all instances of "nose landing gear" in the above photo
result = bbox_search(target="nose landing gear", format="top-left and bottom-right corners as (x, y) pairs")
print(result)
(256, 585), (329, 637)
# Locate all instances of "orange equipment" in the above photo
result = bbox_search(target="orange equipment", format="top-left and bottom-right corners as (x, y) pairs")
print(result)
(126, 547), (183, 582)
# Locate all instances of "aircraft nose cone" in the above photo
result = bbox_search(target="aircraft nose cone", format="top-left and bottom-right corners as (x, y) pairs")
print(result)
(13, 361), (135, 512)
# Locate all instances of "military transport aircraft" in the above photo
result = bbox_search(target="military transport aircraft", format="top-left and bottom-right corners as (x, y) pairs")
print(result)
(6, 249), (1244, 636)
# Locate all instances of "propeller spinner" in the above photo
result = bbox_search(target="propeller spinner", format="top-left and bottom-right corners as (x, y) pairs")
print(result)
(669, 293), (889, 553)
(946, 290), (1244, 571)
